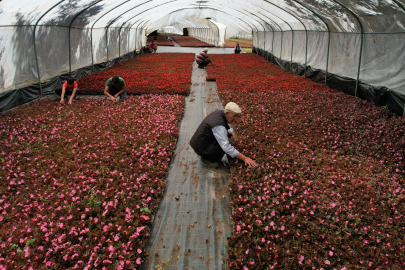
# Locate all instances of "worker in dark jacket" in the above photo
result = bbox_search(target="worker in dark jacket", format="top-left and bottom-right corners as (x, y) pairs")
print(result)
(190, 102), (257, 168)
(196, 48), (212, 69)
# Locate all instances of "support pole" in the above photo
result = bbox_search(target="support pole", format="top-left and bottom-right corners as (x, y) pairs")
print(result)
(33, 0), (65, 98)
(90, 0), (132, 71)
(332, 0), (364, 96)
(69, 0), (102, 75)
(292, 0), (331, 81)
(280, 31), (283, 60)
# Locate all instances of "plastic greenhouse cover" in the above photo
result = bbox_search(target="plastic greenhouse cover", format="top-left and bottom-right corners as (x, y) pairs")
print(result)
(145, 5), (270, 32)
(1, 0), (405, 110)
(149, 9), (254, 36)
(209, 19), (227, 46)
(178, 20), (210, 28)
(1, 0), (404, 33)
(176, 18), (225, 46)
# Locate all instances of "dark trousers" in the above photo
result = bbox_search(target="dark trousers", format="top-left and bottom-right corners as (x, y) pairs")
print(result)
(191, 140), (225, 162)
(197, 60), (210, 68)
(55, 88), (78, 98)
(108, 85), (122, 96)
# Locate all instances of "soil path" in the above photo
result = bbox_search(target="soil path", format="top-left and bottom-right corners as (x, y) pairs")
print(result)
(143, 61), (233, 270)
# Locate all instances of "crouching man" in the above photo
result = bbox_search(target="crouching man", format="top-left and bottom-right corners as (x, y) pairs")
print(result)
(104, 76), (127, 101)
(190, 102), (257, 168)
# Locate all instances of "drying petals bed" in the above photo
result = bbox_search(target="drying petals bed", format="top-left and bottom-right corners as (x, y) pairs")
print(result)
(225, 39), (253, 48)
(147, 36), (174, 46)
(78, 53), (194, 95)
(209, 54), (330, 93)
(0, 95), (184, 269)
(170, 36), (215, 47)
(219, 86), (405, 267)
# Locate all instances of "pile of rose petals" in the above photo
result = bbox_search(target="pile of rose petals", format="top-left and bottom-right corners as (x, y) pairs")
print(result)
(170, 36), (215, 47)
(78, 53), (194, 95)
(211, 54), (405, 269)
(0, 95), (185, 269)
(147, 36), (174, 46)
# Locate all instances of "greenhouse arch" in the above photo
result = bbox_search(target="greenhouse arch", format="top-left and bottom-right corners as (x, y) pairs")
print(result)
(2, 1), (405, 269)
(1, 0), (405, 114)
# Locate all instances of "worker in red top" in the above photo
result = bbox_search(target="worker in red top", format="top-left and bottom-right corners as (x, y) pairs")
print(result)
(148, 39), (158, 53)
(196, 48), (212, 69)
(57, 76), (78, 104)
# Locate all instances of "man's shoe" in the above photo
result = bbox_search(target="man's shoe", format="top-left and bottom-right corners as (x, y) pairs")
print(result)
(201, 157), (219, 168)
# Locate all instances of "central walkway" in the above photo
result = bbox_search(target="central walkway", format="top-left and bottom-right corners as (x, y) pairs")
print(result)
(143, 62), (233, 270)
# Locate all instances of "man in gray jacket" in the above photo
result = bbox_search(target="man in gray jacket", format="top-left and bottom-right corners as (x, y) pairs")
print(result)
(190, 102), (257, 168)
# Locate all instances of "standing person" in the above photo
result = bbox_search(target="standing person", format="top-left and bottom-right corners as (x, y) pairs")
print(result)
(234, 42), (242, 54)
(190, 102), (257, 168)
(104, 76), (127, 101)
(196, 48), (212, 69)
(57, 76), (78, 104)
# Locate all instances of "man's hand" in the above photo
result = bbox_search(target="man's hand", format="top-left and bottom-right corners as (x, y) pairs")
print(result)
(60, 99), (64, 104)
(114, 94), (119, 98)
(68, 99), (73, 105)
(235, 153), (258, 168)
(243, 157), (258, 168)
(111, 97), (116, 101)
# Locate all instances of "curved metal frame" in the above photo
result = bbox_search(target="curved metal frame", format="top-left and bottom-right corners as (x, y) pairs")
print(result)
(332, 0), (364, 96)
(241, 8), (279, 57)
(138, 6), (258, 38)
(105, 1), (159, 62)
(261, 2), (307, 69)
(393, 0), (405, 116)
(392, 0), (405, 12)
(258, 2), (292, 62)
(122, 5), (259, 54)
(130, 19), (146, 55)
(69, 0), (103, 74)
(29, 0), (398, 104)
(67, 0), (303, 72)
(117, 0), (181, 59)
(110, 0), (174, 59)
(90, 0), (132, 71)
(33, 0), (65, 98)
(292, 0), (331, 81)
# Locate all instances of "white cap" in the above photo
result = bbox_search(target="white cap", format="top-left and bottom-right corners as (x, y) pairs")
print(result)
(203, 48), (208, 52)
(225, 102), (242, 114)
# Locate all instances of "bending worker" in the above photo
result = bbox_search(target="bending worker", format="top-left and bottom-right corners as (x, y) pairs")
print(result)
(104, 76), (127, 101)
(196, 48), (212, 69)
(190, 102), (258, 168)
(149, 39), (158, 53)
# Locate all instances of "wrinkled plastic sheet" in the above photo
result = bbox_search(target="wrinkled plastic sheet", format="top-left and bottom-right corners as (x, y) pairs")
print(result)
(253, 47), (405, 116)
(0, 49), (147, 113)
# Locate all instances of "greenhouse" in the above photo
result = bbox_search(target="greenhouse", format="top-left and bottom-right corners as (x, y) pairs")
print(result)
(1, 0), (405, 269)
